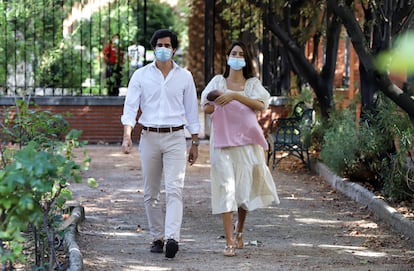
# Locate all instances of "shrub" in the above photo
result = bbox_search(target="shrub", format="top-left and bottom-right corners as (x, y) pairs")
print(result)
(319, 94), (414, 201)
(320, 108), (358, 176)
(0, 98), (96, 270)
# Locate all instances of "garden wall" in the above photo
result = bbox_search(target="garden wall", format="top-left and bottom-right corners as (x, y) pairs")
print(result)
(1, 96), (289, 144)
(0, 97), (133, 144)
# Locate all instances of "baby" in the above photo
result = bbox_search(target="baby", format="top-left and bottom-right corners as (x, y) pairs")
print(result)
(206, 90), (223, 101)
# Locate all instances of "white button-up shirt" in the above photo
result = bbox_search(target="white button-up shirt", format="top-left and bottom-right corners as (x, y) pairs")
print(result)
(121, 61), (200, 135)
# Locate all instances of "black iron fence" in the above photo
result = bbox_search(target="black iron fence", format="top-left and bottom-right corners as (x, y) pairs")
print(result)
(1, 0), (291, 98)
(0, 0), (185, 97)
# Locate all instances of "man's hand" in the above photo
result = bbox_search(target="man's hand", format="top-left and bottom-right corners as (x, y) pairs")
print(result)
(122, 135), (133, 154)
(188, 145), (198, 165)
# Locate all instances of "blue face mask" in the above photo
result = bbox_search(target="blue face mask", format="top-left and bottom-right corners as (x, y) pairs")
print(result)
(227, 57), (246, 70)
(155, 47), (173, 62)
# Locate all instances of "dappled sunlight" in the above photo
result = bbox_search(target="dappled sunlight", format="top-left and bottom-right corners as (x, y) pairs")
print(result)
(108, 152), (127, 157)
(180, 237), (196, 243)
(349, 220), (378, 229)
(191, 163), (211, 168)
(348, 250), (387, 257)
(294, 243), (388, 257)
(118, 188), (143, 193)
(72, 145), (414, 270)
(295, 217), (342, 225)
(84, 257), (174, 271)
(113, 162), (138, 168)
(128, 268), (172, 271)
(283, 194), (317, 201)
(200, 178), (211, 183)
(255, 224), (284, 229)
(320, 244), (387, 257)
(81, 231), (144, 238)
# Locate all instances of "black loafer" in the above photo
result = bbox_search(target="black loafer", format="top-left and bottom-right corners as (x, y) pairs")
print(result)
(165, 239), (179, 258)
(150, 239), (164, 253)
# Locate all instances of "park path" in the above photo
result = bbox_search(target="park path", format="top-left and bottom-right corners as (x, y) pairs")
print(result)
(70, 143), (414, 271)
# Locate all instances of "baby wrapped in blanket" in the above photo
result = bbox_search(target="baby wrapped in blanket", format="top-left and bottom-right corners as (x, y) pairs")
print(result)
(206, 90), (268, 150)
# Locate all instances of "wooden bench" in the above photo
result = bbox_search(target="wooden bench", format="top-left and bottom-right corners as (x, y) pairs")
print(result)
(267, 101), (314, 170)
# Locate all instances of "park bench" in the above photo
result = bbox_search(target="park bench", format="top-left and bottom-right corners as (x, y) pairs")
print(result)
(267, 101), (314, 170)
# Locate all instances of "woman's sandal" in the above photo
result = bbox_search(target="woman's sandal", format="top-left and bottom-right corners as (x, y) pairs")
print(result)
(223, 245), (236, 257)
(235, 232), (244, 249)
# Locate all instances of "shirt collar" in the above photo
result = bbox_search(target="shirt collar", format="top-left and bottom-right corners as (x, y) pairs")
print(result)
(150, 60), (179, 70)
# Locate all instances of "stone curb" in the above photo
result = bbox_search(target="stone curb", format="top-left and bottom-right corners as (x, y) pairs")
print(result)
(63, 206), (85, 271)
(314, 162), (414, 242)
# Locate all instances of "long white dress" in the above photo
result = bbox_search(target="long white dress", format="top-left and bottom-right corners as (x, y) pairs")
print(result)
(201, 75), (280, 214)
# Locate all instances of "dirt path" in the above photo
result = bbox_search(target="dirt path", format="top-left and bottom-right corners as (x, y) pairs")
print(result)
(70, 144), (414, 271)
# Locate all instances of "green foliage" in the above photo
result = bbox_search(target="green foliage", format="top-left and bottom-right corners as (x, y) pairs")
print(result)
(37, 41), (87, 90)
(0, 0), (66, 95)
(320, 108), (358, 175)
(218, 0), (325, 45)
(71, 0), (186, 91)
(289, 85), (314, 108)
(373, 97), (414, 200)
(320, 94), (414, 201)
(1, 99), (70, 147)
(1, 0), (187, 95)
(0, 99), (94, 269)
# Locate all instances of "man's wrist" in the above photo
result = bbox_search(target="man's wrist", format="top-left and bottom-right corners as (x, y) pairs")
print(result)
(191, 139), (200, 146)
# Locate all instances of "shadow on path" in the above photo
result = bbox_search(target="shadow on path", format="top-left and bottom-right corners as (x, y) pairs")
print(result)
(70, 144), (414, 271)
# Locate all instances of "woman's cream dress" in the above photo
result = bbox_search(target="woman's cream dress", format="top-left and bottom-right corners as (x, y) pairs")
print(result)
(201, 75), (280, 214)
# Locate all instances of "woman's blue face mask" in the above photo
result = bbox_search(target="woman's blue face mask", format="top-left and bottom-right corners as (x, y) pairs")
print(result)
(227, 57), (246, 70)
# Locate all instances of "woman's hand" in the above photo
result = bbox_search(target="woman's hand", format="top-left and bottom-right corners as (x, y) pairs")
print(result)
(214, 92), (236, 106)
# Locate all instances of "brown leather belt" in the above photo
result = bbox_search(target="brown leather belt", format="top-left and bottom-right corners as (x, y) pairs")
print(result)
(142, 125), (184, 133)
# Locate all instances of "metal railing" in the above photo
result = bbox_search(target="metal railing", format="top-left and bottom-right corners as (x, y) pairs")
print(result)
(1, 1), (289, 98)
(0, 0), (157, 97)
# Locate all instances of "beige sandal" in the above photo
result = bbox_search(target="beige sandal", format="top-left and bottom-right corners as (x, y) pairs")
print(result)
(223, 245), (236, 257)
(235, 232), (244, 249)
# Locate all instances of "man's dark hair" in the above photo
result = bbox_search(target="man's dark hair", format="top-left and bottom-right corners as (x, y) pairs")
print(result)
(150, 29), (178, 49)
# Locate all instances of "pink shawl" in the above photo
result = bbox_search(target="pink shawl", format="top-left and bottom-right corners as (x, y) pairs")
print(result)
(211, 101), (268, 150)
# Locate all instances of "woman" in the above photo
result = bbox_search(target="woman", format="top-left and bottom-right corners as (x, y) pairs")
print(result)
(201, 41), (280, 257)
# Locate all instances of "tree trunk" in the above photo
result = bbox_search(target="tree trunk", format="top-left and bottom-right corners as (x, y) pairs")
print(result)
(263, 11), (333, 119)
(328, 0), (414, 123)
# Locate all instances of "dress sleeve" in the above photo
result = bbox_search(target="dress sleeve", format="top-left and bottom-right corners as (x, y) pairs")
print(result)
(245, 77), (270, 110)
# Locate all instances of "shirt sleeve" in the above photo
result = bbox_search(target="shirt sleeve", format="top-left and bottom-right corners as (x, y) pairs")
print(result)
(183, 70), (201, 135)
(121, 71), (141, 127)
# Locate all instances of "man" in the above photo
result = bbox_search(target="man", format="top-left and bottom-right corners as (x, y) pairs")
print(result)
(103, 33), (124, 96)
(128, 43), (145, 77)
(121, 29), (200, 259)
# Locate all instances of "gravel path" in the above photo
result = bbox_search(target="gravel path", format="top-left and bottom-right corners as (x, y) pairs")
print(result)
(70, 144), (414, 271)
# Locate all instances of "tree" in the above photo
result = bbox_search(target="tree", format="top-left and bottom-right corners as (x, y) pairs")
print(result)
(327, 0), (414, 123)
(247, 0), (414, 122)
(0, 0), (187, 94)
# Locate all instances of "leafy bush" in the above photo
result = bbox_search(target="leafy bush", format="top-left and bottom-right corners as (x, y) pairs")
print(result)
(0, 98), (95, 270)
(320, 94), (414, 201)
(320, 108), (358, 175)
(37, 42), (87, 91)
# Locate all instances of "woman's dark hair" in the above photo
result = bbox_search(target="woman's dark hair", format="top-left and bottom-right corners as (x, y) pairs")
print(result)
(150, 29), (179, 49)
(223, 41), (255, 79)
